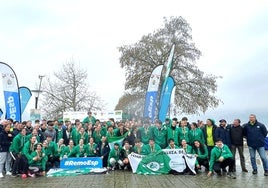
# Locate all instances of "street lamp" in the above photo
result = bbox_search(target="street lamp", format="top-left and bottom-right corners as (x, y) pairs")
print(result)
(31, 75), (45, 109)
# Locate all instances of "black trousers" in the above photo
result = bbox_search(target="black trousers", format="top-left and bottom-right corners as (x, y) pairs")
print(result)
(11, 153), (28, 174)
(196, 158), (209, 170)
(213, 157), (235, 173)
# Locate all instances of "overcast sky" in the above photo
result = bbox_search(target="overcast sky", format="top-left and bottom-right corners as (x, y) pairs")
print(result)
(0, 0), (267, 124)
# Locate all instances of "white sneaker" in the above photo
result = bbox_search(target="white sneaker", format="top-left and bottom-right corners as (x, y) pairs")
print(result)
(6, 171), (12, 175)
(0, 173), (4, 178)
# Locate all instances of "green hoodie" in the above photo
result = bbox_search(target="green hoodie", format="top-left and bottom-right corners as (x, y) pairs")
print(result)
(108, 146), (122, 167)
(209, 144), (233, 171)
(28, 149), (48, 171)
(9, 133), (27, 154)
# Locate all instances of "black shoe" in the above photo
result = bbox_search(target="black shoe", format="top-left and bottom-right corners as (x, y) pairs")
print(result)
(252, 170), (258, 174)
(242, 168), (248, 172)
(227, 172), (236, 179)
(11, 174), (18, 177)
(264, 171), (268, 176)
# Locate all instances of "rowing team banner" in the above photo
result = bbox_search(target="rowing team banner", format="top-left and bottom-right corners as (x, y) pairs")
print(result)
(128, 149), (196, 175)
(143, 45), (176, 123)
(0, 62), (32, 121)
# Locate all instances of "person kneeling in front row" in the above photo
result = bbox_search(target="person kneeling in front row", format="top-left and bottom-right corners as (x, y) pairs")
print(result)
(207, 139), (236, 179)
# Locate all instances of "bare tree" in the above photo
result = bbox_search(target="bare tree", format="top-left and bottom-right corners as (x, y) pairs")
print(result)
(40, 59), (105, 120)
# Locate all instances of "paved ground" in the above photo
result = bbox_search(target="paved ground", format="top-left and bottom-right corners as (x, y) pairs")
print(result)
(0, 149), (268, 188)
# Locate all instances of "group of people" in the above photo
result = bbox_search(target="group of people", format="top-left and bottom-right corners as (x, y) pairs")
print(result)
(0, 112), (267, 179)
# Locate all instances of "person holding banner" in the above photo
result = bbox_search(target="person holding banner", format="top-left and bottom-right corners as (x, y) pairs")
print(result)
(70, 138), (88, 157)
(192, 140), (209, 172)
(108, 143), (124, 170)
(60, 139), (75, 159)
(144, 138), (161, 155)
(207, 139), (236, 179)
(166, 138), (179, 149)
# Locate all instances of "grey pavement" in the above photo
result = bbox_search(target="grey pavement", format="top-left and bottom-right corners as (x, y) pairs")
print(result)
(0, 149), (268, 188)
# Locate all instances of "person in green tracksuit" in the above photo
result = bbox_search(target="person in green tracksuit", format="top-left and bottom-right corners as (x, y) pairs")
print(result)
(82, 111), (96, 125)
(137, 121), (153, 145)
(108, 143), (123, 170)
(192, 140), (209, 172)
(133, 139), (147, 155)
(86, 137), (98, 157)
(9, 128), (28, 176)
(167, 119), (180, 146)
(60, 139), (76, 159)
(28, 143), (47, 176)
(43, 135), (58, 170)
(93, 124), (106, 144)
(166, 138), (179, 149)
(189, 122), (205, 146)
(178, 122), (190, 145)
(144, 138), (161, 155)
(151, 120), (167, 149)
(69, 138), (88, 157)
(180, 139), (193, 154)
(207, 139), (236, 179)
(77, 127), (89, 145)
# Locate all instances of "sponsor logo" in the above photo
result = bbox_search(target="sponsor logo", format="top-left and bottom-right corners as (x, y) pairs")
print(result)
(7, 96), (16, 120)
(64, 160), (99, 166)
(146, 162), (160, 171)
(148, 95), (154, 118)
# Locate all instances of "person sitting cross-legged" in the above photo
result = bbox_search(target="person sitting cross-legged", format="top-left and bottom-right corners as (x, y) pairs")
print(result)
(207, 139), (236, 179)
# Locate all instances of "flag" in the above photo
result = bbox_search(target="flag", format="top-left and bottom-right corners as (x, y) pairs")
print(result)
(128, 149), (196, 175)
(19, 86), (32, 114)
(0, 62), (21, 121)
(159, 44), (175, 106)
(107, 132), (129, 149)
(135, 150), (171, 175)
(143, 65), (163, 123)
(158, 76), (175, 122)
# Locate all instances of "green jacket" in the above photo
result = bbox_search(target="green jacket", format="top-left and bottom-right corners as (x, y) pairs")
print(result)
(138, 126), (153, 144)
(192, 145), (208, 166)
(9, 133), (27, 153)
(82, 116), (96, 125)
(178, 126), (190, 144)
(22, 141), (37, 162)
(167, 126), (180, 146)
(180, 145), (193, 154)
(189, 128), (205, 145)
(93, 129), (106, 144)
(151, 127), (167, 148)
(108, 147), (122, 167)
(29, 149), (48, 171)
(144, 143), (161, 155)
(69, 144), (88, 157)
(77, 132), (89, 144)
(86, 143), (98, 157)
(166, 145), (180, 149)
(61, 145), (76, 158)
(209, 144), (233, 171)
(133, 144), (147, 155)
(44, 141), (57, 157)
